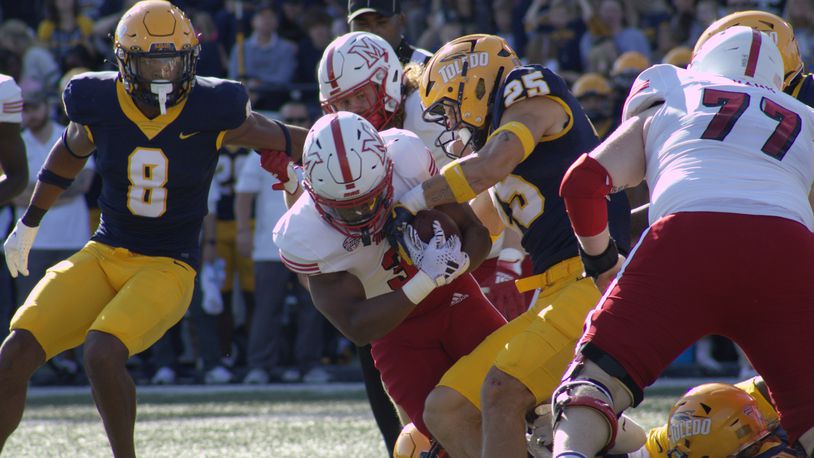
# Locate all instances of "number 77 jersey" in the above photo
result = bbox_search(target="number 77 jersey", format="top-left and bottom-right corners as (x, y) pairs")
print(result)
(624, 64), (814, 230)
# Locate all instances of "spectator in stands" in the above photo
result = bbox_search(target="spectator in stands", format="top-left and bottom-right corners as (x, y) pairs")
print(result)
(296, 9), (334, 107)
(37, 0), (96, 71)
(277, 0), (307, 44)
(524, 0), (585, 81)
(235, 102), (327, 384)
(630, 0), (673, 55)
(785, 0), (814, 70)
(0, 20), (60, 90)
(579, 0), (651, 72)
(229, 2), (297, 111)
(193, 11), (228, 78)
(11, 79), (93, 305)
(348, 0), (431, 65)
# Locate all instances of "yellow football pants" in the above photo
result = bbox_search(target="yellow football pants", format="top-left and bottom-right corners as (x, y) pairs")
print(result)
(439, 256), (599, 407)
(11, 241), (195, 360)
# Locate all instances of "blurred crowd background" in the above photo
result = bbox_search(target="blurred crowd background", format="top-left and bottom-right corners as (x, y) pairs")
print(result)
(0, 0), (808, 386)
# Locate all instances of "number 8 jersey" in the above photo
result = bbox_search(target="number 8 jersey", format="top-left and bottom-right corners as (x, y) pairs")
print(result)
(63, 71), (249, 269)
(624, 64), (814, 230)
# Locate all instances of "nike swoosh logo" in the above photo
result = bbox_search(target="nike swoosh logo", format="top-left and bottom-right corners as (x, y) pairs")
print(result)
(179, 131), (199, 140)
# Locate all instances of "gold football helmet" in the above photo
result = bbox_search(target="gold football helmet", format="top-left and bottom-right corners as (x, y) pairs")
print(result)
(114, 0), (200, 113)
(420, 34), (520, 153)
(572, 73), (612, 98)
(693, 11), (803, 89)
(393, 423), (431, 458)
(662, 46), (693, 69)
(667, 383), (769, 458)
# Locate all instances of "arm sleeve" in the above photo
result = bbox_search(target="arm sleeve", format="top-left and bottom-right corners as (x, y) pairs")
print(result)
(213, 80), (250, 131)
(62, 74), (97, 126)
(0, 78), (23, 123)
(279, 249), (322, 275)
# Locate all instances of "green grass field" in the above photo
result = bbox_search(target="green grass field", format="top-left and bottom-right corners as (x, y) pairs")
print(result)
(2, 382), (703, 458)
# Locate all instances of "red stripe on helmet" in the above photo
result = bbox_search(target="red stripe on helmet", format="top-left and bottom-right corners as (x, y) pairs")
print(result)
(330, 116), (356, 190)
(326, 46), (340, 95)
(744, 29), (762, 78)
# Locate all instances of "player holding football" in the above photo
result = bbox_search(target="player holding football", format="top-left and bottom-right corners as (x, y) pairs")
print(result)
(388, 34), (630, 457)
(551, 26), (814, 458)
(0, 2), (307, 456)
(272, 111), (506, 446)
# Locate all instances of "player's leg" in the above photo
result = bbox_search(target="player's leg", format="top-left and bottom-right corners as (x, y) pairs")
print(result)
(482, 265), (598, 458)
(422, 281), (507, 457)
(0, 243), (117, 450)
(726, 215), (814, 456)
(358, 344), (402, 455)
(86, 253), (194, 457)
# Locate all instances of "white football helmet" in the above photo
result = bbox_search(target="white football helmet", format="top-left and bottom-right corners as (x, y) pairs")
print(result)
(302, 111), (394, 245)
(318, 32), (403, 130)
(690, 25), (784, 91)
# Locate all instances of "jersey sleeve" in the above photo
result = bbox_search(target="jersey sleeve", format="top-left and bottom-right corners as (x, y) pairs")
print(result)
(621, 64), (682, 121)
(383, 128), (436, 186)
(498, 65), (571, 113)
(62, 72), (101, 126)
(208, 79), (250, 131)
(0, 77), (23, 123)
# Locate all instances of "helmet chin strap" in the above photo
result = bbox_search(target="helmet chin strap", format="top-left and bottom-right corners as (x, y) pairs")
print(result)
(150, 81), (172, 115)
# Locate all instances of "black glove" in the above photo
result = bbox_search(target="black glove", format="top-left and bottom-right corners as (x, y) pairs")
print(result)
(384, 204), (416, 263)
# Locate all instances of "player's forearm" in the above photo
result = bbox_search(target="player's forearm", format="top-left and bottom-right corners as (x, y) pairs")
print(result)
(26, 140), (91, 222)
(327, 293), (417, 346)
(224, 112), (308, 161)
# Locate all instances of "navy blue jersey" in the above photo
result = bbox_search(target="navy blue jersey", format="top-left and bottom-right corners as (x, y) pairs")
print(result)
(790, 73), (814, 108)
(491, 65), (630, 274)
(63, 71), (249, 269)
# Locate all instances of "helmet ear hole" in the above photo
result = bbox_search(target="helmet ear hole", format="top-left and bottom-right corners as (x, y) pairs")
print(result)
(475, 78), (486, 100)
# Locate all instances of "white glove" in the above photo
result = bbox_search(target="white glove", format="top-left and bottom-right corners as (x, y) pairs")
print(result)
(526, 404), (553, 458)
(200, 259), (225, 315)
(414, 220), (469, 286)
(402, 223), (429, 267)
(3, 219), (40, 278)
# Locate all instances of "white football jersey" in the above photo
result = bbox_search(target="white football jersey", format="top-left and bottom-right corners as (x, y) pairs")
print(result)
(624, 64), (814, 230)
(273, 128), (438, 299)
(0, 74), (22, 123)
(402, 90), (451, 168)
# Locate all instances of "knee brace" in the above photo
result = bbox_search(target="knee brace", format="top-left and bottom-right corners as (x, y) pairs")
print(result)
(552, 378), (619, 454)
(559, 153), (613, 238)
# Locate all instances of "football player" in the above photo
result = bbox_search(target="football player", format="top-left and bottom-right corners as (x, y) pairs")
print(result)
(0, 2), (307, 456)
(0, 73), (27, 204)
(273, 111), (506, 445)
(392, 34), (631, 457)
(551, 26), (814, 458)
(629, 378), (801, 458)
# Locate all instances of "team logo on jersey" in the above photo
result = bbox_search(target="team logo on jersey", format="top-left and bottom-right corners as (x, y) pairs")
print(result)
(348, 37), (388, 69)
(343, 235), (361, 252)
(437, 52), (490, 83)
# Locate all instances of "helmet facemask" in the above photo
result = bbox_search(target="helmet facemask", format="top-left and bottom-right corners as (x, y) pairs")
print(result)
(321, 68), (400, 131)
(306, 160), (394, 246)
(423, 94), (489, 160)
(116, 44), (199, 114)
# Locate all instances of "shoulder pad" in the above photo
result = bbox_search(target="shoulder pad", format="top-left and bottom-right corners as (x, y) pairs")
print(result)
(62, 71), (117, 125)
(0, 75), (22, 123)
(272, 195), (348, 274)
(193, 77), (250, 131)
(500, 65), (570, 111)
(382, 128), (437, 182)
(622, 64), (688, 121)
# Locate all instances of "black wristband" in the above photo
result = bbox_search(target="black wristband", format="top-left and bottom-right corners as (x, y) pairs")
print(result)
(62, 128), (93, 159)
(579, 238), (619, 279)
(21, 205), (46, 227)
(38, 168), (74, 190)
(205, 239), (217, 245)
(272, 119), (292, 156)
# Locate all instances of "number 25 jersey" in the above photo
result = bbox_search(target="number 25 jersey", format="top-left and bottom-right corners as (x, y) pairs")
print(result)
(63, 71), (249, 269)
(624, 64), (814, 230)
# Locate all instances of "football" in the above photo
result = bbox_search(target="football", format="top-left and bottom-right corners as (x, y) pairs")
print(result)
(411, 209), (461, 243)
